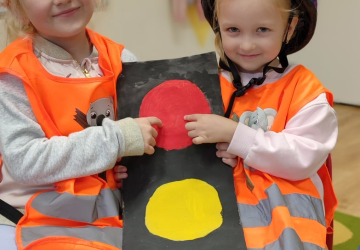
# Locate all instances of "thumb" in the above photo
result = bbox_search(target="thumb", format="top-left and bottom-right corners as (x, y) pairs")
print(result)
(147, 117), (163, 127)
(184, 114), (199, 121)
(193, 136), (206, 145)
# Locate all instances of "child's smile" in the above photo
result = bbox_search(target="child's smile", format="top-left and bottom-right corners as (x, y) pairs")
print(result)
(52, 7), (80, 18)
(21, 0), (95, 42)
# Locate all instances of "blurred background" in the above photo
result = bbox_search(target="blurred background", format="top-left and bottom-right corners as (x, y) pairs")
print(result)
(0, 0), (359, 249)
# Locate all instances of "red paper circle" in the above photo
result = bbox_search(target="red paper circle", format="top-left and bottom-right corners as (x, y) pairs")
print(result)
(139, 80), (211, 150)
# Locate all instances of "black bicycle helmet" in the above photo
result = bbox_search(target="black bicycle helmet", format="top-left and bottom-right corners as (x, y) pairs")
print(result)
(201, 0), (318, 117)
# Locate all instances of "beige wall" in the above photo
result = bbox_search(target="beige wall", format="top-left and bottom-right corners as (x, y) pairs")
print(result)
(1, 1), (358, 105)
(90, 0), (216, 61)
(289, 0), (360, 106)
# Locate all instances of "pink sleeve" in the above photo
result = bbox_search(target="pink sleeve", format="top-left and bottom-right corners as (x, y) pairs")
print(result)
(227, 93), (338, 181)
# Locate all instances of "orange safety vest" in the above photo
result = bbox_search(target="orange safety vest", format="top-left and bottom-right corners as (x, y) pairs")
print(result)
(0, 29), (124, 250)
(220, 66), (337, 250)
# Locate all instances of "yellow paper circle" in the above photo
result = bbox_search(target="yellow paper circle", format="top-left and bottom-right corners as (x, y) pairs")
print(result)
(145, 179), (223, 241)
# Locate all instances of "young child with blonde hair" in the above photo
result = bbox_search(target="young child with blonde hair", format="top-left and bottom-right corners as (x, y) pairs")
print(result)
(0, 1), (162, 249)
(184, 0), (338, 249)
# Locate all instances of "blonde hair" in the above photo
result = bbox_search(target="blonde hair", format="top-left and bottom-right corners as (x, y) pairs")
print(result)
(0, 0), (107, 43)
(0, 0), (33, 42)
(213, 0), (294, 66)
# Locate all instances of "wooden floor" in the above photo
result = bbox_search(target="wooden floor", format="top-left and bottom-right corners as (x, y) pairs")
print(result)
(332, 104), (360, 217)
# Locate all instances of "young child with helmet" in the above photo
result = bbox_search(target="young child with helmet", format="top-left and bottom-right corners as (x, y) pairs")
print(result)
(184, 0), (338, 248)
(0, 0), (162, 249)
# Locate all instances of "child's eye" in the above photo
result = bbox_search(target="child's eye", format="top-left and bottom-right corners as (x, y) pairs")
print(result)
(228, 27), (239, 33)
(257, 27), (269, 33)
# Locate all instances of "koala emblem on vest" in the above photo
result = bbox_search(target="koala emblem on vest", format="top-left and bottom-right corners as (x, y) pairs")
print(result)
(74, 96), (115, 128)
(233, 107), (278, 189)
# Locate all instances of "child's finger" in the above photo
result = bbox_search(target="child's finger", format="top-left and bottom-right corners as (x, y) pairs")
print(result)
(193, 136), (206, 145)
(145, 145), (155, 155)
(114, 165), (127, 173)
(222, 158), (238, 168)
(114, 172), (128, 181)
(184, 114), (199, 121)
(187, 130), (198, 138)
(216, 150), (237, 159)
(149, 137), (156, 147)
(216, 142), (230, 151)
(147, 117), (163, 127)
(185, 121), (196, 131)
(151, 127), (158, 138)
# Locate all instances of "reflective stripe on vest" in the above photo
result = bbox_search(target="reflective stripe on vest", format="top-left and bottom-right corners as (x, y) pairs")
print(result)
(237, 166), (328, 249)
(248, 228), (325, 250)
(31, 188), (121, 223)
(238, 183), (325, 228)
(22, 226), (123, 249)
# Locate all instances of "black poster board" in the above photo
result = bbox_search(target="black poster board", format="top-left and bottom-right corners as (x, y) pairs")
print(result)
(117, 52), (246, 250)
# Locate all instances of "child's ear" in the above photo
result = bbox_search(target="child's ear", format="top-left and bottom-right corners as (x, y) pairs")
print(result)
(287, 17), (299, 43)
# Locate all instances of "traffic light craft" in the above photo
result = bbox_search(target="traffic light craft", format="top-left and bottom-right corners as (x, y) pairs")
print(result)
(117, 52), (246, 250)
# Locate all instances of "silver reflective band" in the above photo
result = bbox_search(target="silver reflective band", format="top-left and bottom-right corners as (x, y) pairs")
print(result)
(248, 227), (325, 250)
(31, 188), (120, 223)
(113, 189), (121, 203)
(22, 226), (123, 248)
(238, 184), (325, 228)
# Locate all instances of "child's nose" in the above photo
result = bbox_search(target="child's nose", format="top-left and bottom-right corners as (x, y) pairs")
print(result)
(54, 0), (72, 5)
(239, 37), (256, 51)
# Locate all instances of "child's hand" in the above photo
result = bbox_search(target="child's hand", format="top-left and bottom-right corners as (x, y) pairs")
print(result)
(135, 117), (163, 155)
(184, 114), (237, 144)
(216, 142), (238, 168)
(113, 159), (128, 188)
